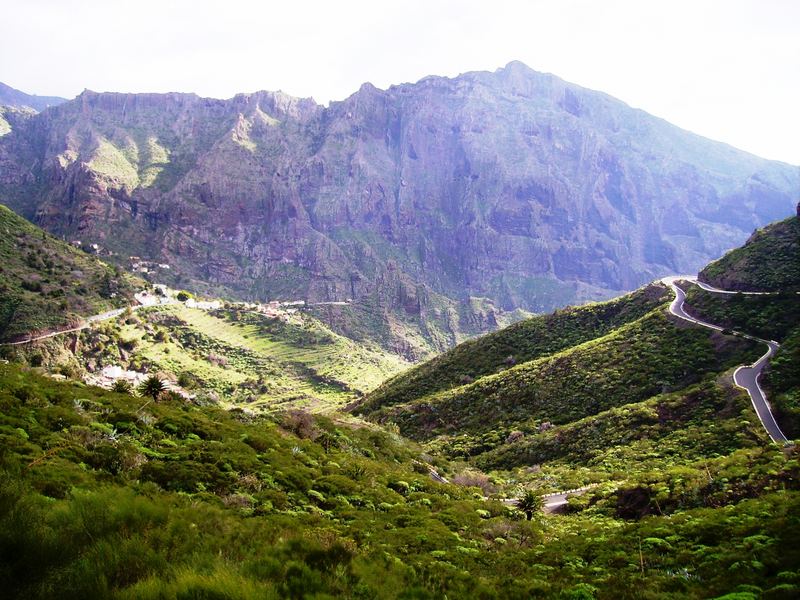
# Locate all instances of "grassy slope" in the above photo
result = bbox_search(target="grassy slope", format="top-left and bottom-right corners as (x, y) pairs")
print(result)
(691, 215), (800, 440)
(0, 204), (140, 341)
(475, 378), (768, 472)
(359, 307), (759, 444)
(683, 285), (800, 342)
(18, 302), (408, 412)
(0, 204), (407, 409)
(366, 284), (670, 410)
(2, 363), (799, 599)
(699, 215), (800, 292)
(765, 328), (800, 438)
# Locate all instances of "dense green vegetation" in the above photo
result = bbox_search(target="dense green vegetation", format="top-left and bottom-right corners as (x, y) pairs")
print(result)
(699, 215), (800, 292)
(0, 207), (407, 409)
(2, 364), (800, 599)
(474, 379), (769, 473)
(367, 285), (669, 408)
(2, 302), (408, 411)
(683, 285), (800, 342)
(0, 204), (140, 342)
(2, 203), (799, 597)
(764, 328), (800, 439)
(359, 308), (759, 450)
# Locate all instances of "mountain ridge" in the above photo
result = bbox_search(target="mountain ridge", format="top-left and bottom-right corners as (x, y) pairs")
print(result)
(0, 81), (67, 112)
(1, 62), (797, 357)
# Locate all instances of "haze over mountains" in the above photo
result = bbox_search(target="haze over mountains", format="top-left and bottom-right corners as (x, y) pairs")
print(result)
(1, 62), (797, 357)
(0, 81), (66, 112)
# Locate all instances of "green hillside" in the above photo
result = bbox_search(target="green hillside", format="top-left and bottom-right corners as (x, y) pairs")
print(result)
(699, 214), (800, 292)
(688, 245), (800, 439)
(683, 284), (800, 342)
(0, 204), (140, 342)
(0, 204), (407, 408)
(765, 328), (800, 439)
(357, 294), (760, 451)
(2, 363), (799, 599)
(75, 304), (406, 410)
(366, 284), (669, 409)
(2, 208), (800, 597)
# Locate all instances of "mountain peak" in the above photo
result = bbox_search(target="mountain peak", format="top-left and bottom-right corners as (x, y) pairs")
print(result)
(501, 59), (535, 73)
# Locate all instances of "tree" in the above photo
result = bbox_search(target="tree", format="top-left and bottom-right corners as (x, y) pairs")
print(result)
(516, 489), (542, 520)
(139, 375), (166, 401)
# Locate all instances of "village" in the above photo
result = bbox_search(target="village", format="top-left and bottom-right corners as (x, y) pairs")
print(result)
(80, 278), (351, 396)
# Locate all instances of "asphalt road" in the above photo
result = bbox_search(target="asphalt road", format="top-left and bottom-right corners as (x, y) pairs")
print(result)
(733, 342), (787, 444)
(661, 276), (790, 445)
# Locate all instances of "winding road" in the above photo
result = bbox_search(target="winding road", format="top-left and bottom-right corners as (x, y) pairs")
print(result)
(661, 276), (790, 445)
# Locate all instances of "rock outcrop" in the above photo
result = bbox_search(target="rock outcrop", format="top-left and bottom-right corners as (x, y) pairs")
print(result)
(1, 63), (797, 357)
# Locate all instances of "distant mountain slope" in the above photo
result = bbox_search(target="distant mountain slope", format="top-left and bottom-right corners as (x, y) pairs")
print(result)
(699, 212), (800, 291)
(357, 213), (799, 464)
(0, 81), (67, 111)
(1, 62), (797, 356)
(0, 204), (139, 342)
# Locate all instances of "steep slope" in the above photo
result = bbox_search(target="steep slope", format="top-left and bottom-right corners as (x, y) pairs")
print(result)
(357, 214), (798, 468)
(1, 62), (797, 356)
(0, 81), (66, 112)
(699, 212), (800, 291)
(2, 362), (799, 599)
(691, 214), (800, 438)
(365, 284), (669, 408)
(0, 206), (406, 406)
(0, 204), (140, 342)
(357, 301), (759, 446)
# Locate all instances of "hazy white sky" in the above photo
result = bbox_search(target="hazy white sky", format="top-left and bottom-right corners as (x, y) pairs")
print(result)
(2, 0), (798, 164)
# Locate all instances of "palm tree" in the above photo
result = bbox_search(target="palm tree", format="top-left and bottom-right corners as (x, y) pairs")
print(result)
(139, 375), (166, 401)
(516, 489), (542, 520)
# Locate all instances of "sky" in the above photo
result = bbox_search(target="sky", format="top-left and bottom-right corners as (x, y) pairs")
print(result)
(1, 0), (798, 164)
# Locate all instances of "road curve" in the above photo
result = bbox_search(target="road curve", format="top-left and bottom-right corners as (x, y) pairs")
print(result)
(661, 276), (790, 445)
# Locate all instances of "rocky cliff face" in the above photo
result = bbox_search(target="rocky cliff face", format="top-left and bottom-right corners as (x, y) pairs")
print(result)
(1, 62), (797, 357)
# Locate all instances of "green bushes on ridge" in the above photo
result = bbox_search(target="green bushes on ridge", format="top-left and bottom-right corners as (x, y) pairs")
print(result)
(364, 284), (670, 411)
(362, 310), (759, 447)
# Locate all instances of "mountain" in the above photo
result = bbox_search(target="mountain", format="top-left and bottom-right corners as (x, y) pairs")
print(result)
(356, 213), (800, 462)
(3, 212), (800, 597)
(0, 81), (67, 112)
(699, 209), (800, 291)
(0, 204), (406, 404)
(1, 62), (797, 357)
(0, 203), (140, 342)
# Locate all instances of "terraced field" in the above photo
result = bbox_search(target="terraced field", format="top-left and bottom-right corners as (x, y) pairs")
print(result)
(85, 304), (408, 412)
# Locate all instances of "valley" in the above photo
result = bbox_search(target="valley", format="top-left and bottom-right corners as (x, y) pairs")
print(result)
(0, 48), (799, 598)
(1, 64), (797, 358)
(0, 202), (798, 598)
